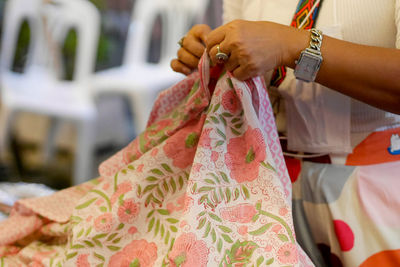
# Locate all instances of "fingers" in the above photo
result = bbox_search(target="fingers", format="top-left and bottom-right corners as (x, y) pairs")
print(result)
(209, 41), (241, 73)
(183, 34), (206, 58)
(205, 25), (227, 52)
(183, 24), (212, 58)
(177, 48), (200, 69)
(192, 24), (212, 44)
(171, 24), (212, 75)
(170, 59), (192, 75)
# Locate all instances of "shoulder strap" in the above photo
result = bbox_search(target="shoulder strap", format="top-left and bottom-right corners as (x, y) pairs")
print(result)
(270, 0), (324, 87)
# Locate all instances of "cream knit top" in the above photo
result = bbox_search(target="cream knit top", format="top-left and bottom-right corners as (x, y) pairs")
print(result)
(222, 0), (400, 133)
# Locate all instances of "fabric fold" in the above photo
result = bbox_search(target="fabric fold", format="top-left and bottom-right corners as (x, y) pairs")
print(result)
(0, 54), (313, 266)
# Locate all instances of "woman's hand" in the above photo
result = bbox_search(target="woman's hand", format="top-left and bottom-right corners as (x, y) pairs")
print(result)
(171, 24), (212, 75)
(206, 20), (308, 80)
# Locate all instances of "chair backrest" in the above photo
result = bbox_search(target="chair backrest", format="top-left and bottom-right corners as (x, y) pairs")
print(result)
(123, 0), (179, 66)
(0, 0), (42, 73)
(0, 0), (100, 82)
(32, 0), (101, 81)
(123, 0), (212, 67)
(176, 0), (211, 30)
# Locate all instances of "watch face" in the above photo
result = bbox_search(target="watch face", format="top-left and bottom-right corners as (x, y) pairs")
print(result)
(294, 52), (322, 82)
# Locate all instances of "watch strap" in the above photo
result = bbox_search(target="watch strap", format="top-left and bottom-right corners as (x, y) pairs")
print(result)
(270, 0), (324, 87)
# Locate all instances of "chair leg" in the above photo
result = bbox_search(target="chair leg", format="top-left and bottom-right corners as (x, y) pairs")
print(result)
(0, 107), (14, 161)
(73, 119), (96, 185)
(129, 91), (158, 134)
(42, 117), (62, 165)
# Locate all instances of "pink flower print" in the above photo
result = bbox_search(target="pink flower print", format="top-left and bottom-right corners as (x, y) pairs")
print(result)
(214, 86), (222, 97)
(198, 128), (212, 149)
(167, 202), (175, 214)
(122, 139), (143, 164)
(169, 233), (209, 267)
(221, 90), (240, 114)
(94, 213), (114, 232)
(176, 193), (193, 213)
(277, 243), (299, 265)
(220, 203), (257, 223)
(128, 226), (138, 234)
(95, 198), (104, 206)
(98, 158), (121, 178)
(279, 207), (288, 216)
(264, 245), (273, 252)
(137, 164), (144, 173)
(108, 239), (158, 267)
(151, 147), (159, 157)
(146, 119), (173, 138)
(180, 220), (188, 228)
(166, 194), (193, 214)
(117, 199), (140, 224)
(272, 224), (282, 234)
(163, 116), (205, 169)
(225, 127), (266, 183)
(237, 225), (248, 236)
(102, 182), (110, 191)
(192, 163), (203, 173)
(211, 151), (219, 163)
(76, 254), (90, 267)
(86, 216), (93, 222)
(111, 181), (132, 205)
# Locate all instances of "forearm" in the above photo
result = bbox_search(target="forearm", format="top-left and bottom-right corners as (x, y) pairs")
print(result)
(285, 29), (400, 114)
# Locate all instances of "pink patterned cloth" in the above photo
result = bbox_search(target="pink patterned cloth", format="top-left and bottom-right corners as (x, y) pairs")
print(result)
(0, 55), (313, 266)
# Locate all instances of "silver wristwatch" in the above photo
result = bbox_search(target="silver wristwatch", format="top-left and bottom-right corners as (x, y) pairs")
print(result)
(294, 28), (323, 82)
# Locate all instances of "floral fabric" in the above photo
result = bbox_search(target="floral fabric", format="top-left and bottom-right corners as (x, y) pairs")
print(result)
(0, 55), (313, 266)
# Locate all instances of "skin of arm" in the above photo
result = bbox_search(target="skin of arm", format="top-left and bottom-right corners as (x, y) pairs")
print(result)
(172, 20), (400, 114)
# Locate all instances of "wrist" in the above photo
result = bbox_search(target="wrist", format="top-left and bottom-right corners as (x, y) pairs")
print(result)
(282, 28), (310, 68)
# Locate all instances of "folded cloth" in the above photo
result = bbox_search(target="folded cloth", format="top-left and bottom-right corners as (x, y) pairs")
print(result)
(0, 182), (55, 221)
(0, 54), (313, 266)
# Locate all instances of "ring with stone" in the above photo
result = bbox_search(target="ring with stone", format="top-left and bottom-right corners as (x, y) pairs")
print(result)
(216, 45), (229, 62)
(178, 37), (185, 47)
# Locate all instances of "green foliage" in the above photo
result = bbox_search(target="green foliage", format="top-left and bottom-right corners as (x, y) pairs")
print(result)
(12, 20), (30, 72)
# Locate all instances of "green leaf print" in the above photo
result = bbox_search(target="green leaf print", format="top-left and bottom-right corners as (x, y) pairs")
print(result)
(213, 103), (221, 112)
(256, 256), (264, 266)
(220, 240), (259, 267)
(75, 198), (97, 210)
(248, 223), (273, 236)
(161, 163), (173, 173)
(65, 252), (78, 260)
(151, 168), (164, 176)
(107, 246), (121, 251)
(278, 234), (289, 242)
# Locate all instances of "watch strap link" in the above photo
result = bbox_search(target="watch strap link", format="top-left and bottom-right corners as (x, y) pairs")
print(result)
(308, 28), (323, 55)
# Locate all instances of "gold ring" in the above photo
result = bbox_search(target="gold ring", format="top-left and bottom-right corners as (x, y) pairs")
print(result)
(178, 37), (185, 47)
(216, 45), (229, 61)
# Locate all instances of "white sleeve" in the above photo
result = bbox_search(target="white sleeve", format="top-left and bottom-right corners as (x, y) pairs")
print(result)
(396, 0), (400, 48)
(222, 0), (243, 24)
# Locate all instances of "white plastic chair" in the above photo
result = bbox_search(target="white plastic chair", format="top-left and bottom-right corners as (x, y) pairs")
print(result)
(174, 0), (211, 33)
(91, 0), (187, 133)
(0, 0), (101, 185)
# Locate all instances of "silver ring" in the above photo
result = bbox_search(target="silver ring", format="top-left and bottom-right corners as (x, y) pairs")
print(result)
(216, 45), (229, 61)
(178, 37), (185, 47)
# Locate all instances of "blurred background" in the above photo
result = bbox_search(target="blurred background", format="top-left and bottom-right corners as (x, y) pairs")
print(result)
(0, 0), (223, 192)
